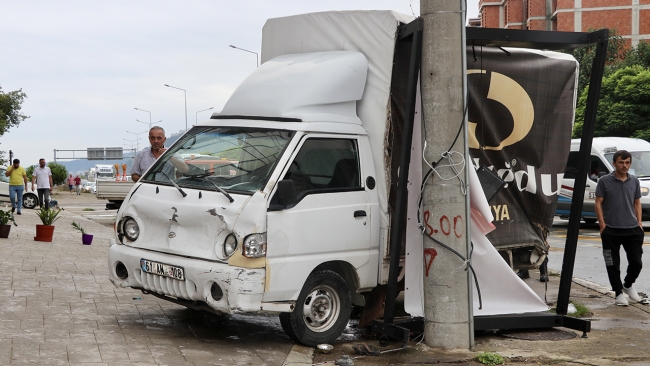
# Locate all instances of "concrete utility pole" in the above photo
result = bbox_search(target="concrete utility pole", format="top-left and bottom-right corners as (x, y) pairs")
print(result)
(420, 0), (472, 349)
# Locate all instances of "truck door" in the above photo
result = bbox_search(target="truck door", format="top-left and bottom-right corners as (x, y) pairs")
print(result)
(0, 167), (9, 200)
(265, 137), (371, 302)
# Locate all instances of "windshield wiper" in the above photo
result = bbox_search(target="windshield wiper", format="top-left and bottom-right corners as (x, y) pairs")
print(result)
(185, 174), (234, 203)
(159, 171), (187, 197)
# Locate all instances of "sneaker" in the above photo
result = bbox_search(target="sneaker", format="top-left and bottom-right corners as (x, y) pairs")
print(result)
(11, 207), (15, 213)
(615, 293), (629, 306)
(623, 284), (642, 302)
(16, 212), (21, 215)
(517, 270), (530, 279)
(539, 274), (549, 282)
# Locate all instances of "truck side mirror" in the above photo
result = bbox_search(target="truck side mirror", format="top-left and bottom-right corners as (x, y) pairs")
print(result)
(277, 179), (297, 207)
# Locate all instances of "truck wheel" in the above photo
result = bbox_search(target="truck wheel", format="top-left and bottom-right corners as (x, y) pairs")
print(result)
(279, 270), (351, 347)
(22, 194), (38, 209)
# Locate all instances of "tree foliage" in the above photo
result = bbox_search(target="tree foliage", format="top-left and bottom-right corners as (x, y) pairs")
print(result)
(26, 163), (68, 185)
(0, 86), (28, 136)
(574, 66), (650, 138)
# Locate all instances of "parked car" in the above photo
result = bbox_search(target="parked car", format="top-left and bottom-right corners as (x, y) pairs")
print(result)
(82, 181), (96, 194)
(0, 165), (39, 209)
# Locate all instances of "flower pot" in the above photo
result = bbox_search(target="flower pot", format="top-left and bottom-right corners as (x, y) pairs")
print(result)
(0, 224), (11, 238)
(35, 225), (55, 242)
(82, 233), (93, 245)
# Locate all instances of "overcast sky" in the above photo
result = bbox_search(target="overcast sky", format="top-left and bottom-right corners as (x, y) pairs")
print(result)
(0, 1), (480, 166)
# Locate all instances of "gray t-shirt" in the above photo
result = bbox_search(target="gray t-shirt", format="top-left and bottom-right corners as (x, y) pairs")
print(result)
(595, 172), (641, 228)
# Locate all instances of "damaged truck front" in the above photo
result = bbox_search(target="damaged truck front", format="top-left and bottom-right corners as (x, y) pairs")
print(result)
(108, 10), (417, 346)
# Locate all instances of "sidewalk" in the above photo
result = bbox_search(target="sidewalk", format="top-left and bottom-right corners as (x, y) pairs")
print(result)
(307, 270), (650, 366)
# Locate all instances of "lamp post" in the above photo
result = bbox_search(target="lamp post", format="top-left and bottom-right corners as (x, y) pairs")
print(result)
(134, 108), (151, 129)
(126, 130), (147, 151)
(164, 84), (188, 131)
(195, 107), (214, 126)
(229, 45), (259, 67)
(123, 138), (138, 150)
(137, 119), (162, 130)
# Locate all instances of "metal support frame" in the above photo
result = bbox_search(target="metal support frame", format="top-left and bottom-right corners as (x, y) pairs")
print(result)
(372, 26), (608, 342)
(369, 18), (423, 345)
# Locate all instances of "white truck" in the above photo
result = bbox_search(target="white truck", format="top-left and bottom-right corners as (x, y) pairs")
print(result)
(109, 11), (422, 345)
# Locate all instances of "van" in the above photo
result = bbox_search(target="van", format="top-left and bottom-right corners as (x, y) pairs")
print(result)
(556, 137), (650, 223)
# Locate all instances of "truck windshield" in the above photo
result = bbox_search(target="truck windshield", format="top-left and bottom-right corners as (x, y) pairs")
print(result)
(605, 151), (650, 178)
(142, 127), (294, 194)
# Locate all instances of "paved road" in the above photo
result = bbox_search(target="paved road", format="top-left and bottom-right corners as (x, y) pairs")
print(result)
(549, 218), (650, 297)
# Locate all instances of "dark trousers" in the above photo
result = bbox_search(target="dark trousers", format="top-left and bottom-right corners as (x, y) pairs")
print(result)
(37, 188), (50, 210)
(601, 226), (644, 294)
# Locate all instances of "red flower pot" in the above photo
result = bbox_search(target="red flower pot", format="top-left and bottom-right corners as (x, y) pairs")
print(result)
(35, 225), (55, 242)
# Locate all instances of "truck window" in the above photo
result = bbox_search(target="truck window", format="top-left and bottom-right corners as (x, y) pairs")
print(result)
(0, 168), (8, 183)
(564, 152), (610, 179)
(286, 138), (360, 200)
(605, 151), (650, 178)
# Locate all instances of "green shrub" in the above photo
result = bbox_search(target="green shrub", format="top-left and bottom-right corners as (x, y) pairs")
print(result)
(477, 352), (504, 365)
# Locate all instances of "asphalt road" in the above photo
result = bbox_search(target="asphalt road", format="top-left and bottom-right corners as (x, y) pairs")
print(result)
(549, 218), (650, 297)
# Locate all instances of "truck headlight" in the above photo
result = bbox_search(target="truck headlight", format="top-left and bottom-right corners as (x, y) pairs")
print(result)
(224, 234), (237, 257)
(243, 233), (267, 258)
(123, 217), (140, 241)
(642, 187), (650, 196)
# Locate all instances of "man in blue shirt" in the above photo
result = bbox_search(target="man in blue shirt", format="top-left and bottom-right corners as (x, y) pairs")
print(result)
(595, 150), (644, 306)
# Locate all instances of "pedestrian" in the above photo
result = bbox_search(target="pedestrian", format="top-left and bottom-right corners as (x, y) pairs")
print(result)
(595, 150), (645, 306)
(130, 126), (187, 182)
(31, 158), (54, 210)
(67, 174), (74, 194)
(74, 175), (81, 195)
(5, 159), (28, 215)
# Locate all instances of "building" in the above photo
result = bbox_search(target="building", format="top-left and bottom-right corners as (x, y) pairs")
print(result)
(479, 0), (650, 46)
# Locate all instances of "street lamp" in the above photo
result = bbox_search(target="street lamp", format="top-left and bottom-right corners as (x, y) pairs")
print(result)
(134, 108), (151, 129)
(229, 45), (259, 67)
(137, 119), (162, 130)
(195, 107), (214, 125)
(164, 84), (188, 131)
(126, 130), (148, 151)
(123, 138), (138, 150)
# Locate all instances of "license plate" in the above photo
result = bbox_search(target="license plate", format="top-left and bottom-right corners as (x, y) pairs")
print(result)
(140, 259), (185, 281)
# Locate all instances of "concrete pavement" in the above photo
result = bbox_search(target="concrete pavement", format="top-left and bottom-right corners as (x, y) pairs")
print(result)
(5, 191), (650, 365)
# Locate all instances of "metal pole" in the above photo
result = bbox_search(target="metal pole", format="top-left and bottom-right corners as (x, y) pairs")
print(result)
(421, 0), (471, 349)
(556, 29), (609, 315)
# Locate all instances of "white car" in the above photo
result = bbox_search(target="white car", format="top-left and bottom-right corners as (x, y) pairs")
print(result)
(0, 165), (40, 209)
(82, 181), (96, 194)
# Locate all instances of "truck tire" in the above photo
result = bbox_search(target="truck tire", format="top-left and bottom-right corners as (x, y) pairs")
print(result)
(106, 201), (122, 210)
(22, 193), (38, 209)
(279, 270), (351, 347)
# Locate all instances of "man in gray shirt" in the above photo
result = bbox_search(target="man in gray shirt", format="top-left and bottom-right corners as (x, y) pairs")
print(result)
(131, 126), (167, 182)
(595, 150), (644, 306)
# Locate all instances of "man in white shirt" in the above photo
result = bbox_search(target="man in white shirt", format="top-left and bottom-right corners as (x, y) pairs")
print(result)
(31, 158), (54, 210)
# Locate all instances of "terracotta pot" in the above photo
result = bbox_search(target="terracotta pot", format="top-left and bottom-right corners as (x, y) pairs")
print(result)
(82, 233), (93, 245)
(0, 224), (11, 238)
(34, 225), (55, 242)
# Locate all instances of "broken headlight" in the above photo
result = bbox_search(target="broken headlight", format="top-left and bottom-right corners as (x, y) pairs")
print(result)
(123, 217), (140, 241)
(642, 187), (649, 196)
(224, 234), (237, 257)
(243, 233), (266, 258)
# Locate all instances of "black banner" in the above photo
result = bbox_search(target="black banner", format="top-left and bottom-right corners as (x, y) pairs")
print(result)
(467, 47), (577, 259)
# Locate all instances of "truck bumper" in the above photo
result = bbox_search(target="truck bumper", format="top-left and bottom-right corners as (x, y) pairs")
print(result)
(108, 244), (266, 314)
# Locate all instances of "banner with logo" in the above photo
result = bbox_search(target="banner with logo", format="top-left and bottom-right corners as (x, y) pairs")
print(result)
(466, 47), (578, 266)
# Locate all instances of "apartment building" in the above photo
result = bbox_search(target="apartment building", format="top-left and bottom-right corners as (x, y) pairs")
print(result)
(478, 0), (650, 46)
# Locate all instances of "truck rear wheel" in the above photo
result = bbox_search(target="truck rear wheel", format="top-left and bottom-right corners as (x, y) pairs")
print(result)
(279, 270), (351, 347)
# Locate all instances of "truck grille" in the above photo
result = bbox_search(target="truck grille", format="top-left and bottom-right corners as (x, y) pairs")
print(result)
(138, 271), (200, 300)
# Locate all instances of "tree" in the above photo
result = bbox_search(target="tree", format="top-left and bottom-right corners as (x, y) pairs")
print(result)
(0, 86), (28, 135)
(47, 162), (68, 185)
(26, 163), (68, 185)
(573, 66), (650, 138)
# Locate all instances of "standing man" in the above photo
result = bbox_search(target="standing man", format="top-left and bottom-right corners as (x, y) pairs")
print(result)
(67, 174), (75, 194)
(31, 158), (54, 210)
(74, 175), (81, 195)
(131, 126), (167, 182)
(595, 150), (645, 306)
(5, 159), (28, 215)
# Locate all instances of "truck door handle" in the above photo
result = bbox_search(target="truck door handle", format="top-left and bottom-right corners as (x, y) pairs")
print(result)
(354, 210), (367, 217)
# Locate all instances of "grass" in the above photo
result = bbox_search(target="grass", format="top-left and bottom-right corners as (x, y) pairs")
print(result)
(476, 352), (504, 365)
(547, 301), (591, 318)
(82, 208), (95, 211)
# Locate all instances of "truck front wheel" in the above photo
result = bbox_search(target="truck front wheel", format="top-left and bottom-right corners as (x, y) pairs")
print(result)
(279, 270), (351, 347)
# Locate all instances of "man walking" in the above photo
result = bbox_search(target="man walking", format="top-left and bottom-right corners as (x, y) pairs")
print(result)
(595, 150), (645, 306)
(67, 174), (74, 194)
(5, 159), (28, 215)
(31, 158), (54, 210)
(74, 175), (81, 195)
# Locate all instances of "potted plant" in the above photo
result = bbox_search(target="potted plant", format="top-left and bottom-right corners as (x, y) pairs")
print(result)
(0, 208), (16, 238)
(34, 207), (62, 242)
(72, 221), (93, 245)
